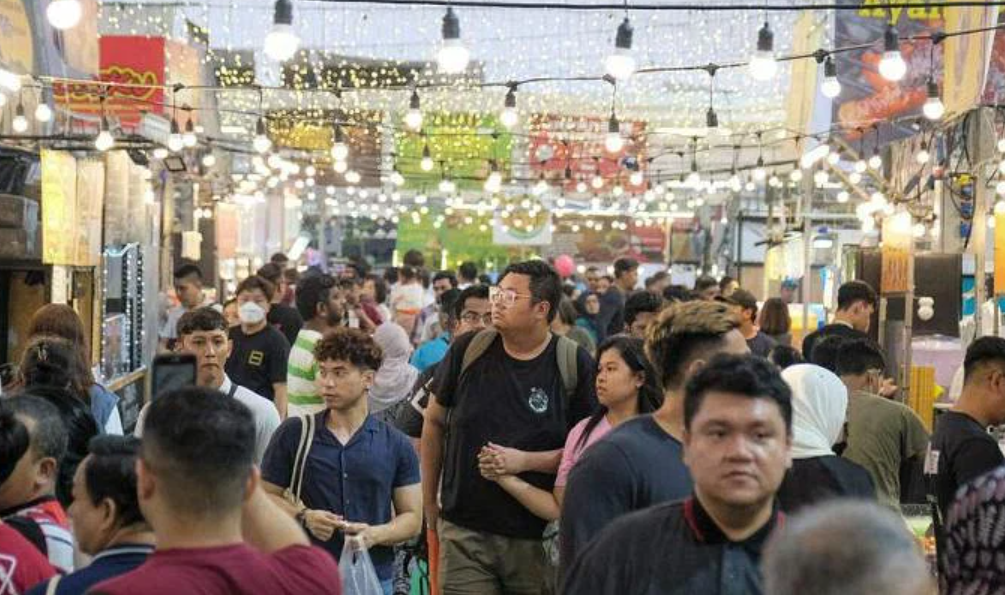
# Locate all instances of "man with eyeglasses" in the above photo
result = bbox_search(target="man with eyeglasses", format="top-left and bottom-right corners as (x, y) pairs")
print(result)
(836, 339), (929, 510)
(411, 287), (492, 374)
(421, 260), (597, 595)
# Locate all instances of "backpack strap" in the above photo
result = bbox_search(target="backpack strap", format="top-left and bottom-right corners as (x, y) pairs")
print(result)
(460, 328), (499, 377)
(288, 414), (315, 503)
(555, 335), (579, 403)
(45, 575), (61, 595)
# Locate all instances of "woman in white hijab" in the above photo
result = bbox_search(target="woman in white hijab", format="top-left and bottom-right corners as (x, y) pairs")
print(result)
(369, 323), (420, 418)
(776, 363), (875, 513)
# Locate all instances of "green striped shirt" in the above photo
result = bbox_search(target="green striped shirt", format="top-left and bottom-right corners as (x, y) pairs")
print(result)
(286, 329), (325, 416)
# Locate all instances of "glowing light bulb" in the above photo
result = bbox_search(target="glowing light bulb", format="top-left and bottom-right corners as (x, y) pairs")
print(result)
(591, 174), (604, 190)
(94, 129), (114, 152)
(753, 166), (767, 182)
(923, 80), (944, 121)
(390, 170), (405, 186)
(436, 8), (470, 74)
(868, 154), (883, 170)
(790, 169), (803, 182)
(12, 102), (27, 133)
(264, 0), (300, 62)
(576, 181), (588, 193)
(34, 103), (52, 123)
(837, 190), (850, 203)
(814, 170), (829, 187)
(629, 170), (644, 186)
(202, 153), (216, 168)
(879, 25), (907, 82)
(334, 160), (348, 174)
(749, 22), (777, 81)
(0, 68), (21, 92)
(500, 87), (518, 129)
(153, 147), (168, 159)
(46, 0), (82, 30)
(916, 147), (930, 165)
(405, 91), (423, 131)
(253, 118), (271, 154)
(821, 57), (841, 98)
(604, 18), (636, 80)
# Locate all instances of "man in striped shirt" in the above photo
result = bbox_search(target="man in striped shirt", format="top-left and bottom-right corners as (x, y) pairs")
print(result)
(287, 274), (345, 418)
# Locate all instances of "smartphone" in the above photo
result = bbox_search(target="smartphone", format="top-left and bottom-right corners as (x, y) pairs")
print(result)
(150, 353), (197, 400)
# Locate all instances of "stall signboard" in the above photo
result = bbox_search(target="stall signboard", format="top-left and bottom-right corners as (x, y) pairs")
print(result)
(395, 112), (512, 191)
(396, 209), (514, 266)
(75, 159), (105, 267)
(541, 217), (668, 263)
(528, 114), (647, 193)
(881, 212), (912, 294)
(41, 150), (78, 265)
(0, 0), (34, 77)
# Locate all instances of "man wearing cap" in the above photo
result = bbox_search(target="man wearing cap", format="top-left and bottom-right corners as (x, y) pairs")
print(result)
(720, 289), (776, 358)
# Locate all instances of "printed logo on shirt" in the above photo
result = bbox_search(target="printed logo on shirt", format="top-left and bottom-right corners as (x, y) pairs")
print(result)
(248, 350), (264, 366)
(527, 387), (549, 414)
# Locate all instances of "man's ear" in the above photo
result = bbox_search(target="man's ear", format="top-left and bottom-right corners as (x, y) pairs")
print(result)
(35, 456), (58, 491)
(136, 458), (156, 502)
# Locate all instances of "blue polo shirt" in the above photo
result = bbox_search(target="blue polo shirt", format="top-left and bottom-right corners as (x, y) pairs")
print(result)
(261, 411), (420, 581)
(27, 543), (153, 595)
(411, 333), (450, 374)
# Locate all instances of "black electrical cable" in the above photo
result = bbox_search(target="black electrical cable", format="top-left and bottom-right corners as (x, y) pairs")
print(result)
(306, 0), (1005, 11)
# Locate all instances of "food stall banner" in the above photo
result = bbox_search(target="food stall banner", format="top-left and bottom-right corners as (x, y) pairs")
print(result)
(41, 150), (78, 265)
(881, 212), (912, 294)
(492, 213), (552, 246)
(395, 113), (512, 191)
(994, 213), (1005, 295)
(943, 3), (998, 115)
(396, 210), (513, 266)
(528, 115), (647, 193)
(75, 159), (105, 267)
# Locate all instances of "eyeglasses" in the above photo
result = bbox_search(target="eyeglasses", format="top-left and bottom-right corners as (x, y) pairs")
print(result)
(460, 311), (493, 325)
(488, 286), (533, 306)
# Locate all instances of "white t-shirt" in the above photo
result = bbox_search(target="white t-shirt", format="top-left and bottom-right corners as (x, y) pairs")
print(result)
(134, 375), (280, 463)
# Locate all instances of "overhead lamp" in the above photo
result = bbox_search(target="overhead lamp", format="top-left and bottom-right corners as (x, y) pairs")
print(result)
(95, 122), (115, 152)
(533, 175), (549, 196)
(345, 170), (361, 185)
(604, 17), (636, 80)
(879, 24), (907, 82)
(334, 160), (349, 174)
(706, 106), (718, 132)
(439, 177), (456, 194)
(485, 161), (503, 192)
(916, 141), (930, 165)
(405, 90), (423, 131)
(500, 86), (518, 129)
(591, 173), (604, 189)
(153, 147), (169, 160)
(0, 68), (21, 92)
(753, 157), (767, 181)
(749, 22), (777, 81)
(202, 153), (217, 168)
(854, 158), (867, 174)
(837, 190), (850, 203)
(576, 180), (588, 193)
(34, 101), (53, 123)
(814, 169), (829, 187)
(630, 170), (644, 186)
(827, 150), (841, 165)
(12, 100), (28, 133)
(436, 8), (470, 74)
(182, 116), (198, 148)
(821, 57), (841, 98)
(790, 169), (803, 182)
(849, 171), (862, 184)
(605, 111), (624, 153)
(47, 0), (82, 30)
(264, 0), (300, 62)
(330, 125), (349, 161)
(390, 167), (405, 187)
(420, 144), (434, 171)
(253, 117), (271, 154)
(923, 79), (945, 121)
(868, 151), (882, 170)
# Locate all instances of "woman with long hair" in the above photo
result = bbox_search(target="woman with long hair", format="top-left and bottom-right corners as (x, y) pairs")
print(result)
(759, 297), (793, 346)
(26, 304), (122, 434)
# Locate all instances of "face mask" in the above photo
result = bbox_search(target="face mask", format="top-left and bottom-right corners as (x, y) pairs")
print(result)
(239, 302), (266, 325)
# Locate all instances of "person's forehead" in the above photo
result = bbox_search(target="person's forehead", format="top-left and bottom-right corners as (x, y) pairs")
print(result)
(462, 298), (490, 312)
(691, 390), (786, 426)
(239, 288), (267, 298)
(499, 273), (529, 290)
(186, 329), (227, 340)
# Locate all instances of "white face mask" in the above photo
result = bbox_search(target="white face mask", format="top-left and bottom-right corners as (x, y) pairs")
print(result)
(238, 301), (266, 325)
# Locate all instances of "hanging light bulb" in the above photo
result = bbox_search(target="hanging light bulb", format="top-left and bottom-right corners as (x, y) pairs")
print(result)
(165, 117), (183, 152)
(47, 0), (82, 30)
(500, 86), (518, 129)
(790, 169), (803, 182)
(705, 106), (719, 133)
(436, 7), (470, 74)
(94, 117), (115, 152)
(837, 190), (850, 203)
(345, 170), (361, 185)
(923, 79), (945, 121)
(854, 159), (867, 173)
(330, 125), (349, 161)
(814, 169), (829, 187)
(868, 151), (883, 170)
(821, 56), (841, 98)
(253, 117), (271, 154)
(749, 22), (777, 81)
(591, 173), (604, 189)
(878, 24), (907, 82)
(916, 141), (931, 165)
(753, 157), (767, 181)
(604, 17), (636, 80)
(827, 150), (841, 166)
(264, 0), (300, 62)
(533, 175), (549, 196)
(34, 101), (52, 123)
(605, 111), (624, 153)
(202, 153), (217, 168)
(153, 147), (169, 160)
(576, 180), (588, 193)
(405, 90), (423, 131)
(0, 68), (21, 93)
(420, 144), (434, 172)
(630, 170), (644, 186)
(333, 160), (348, 174)
(11, 99), (27, 133)
(182, 116), (198, 148)
(390, 167), (405, 187)
(485, 161), (503, 192)
(848, 171), (862, 185)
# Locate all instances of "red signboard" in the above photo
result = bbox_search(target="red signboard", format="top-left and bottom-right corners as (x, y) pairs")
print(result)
(528, 114), (647, 192)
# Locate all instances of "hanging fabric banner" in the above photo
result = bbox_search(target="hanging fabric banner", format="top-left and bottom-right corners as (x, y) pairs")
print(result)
(942, 2), (998, 115)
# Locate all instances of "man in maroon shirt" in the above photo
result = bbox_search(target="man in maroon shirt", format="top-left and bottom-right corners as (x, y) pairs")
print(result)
(0, 404), (56, 595)
(88, 387), (341, 595)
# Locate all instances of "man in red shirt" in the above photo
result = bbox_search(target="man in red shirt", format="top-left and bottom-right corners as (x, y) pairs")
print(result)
(89, 387), (341, 595)
(0, 404), (56, 595)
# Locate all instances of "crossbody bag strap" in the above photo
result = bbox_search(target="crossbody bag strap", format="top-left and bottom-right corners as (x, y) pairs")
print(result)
(45, 575), (61, 595)
(289, 414), (315, 502)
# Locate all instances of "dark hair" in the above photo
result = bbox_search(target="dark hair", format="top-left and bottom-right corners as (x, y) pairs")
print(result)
(645, 271), (669, 289)
(19, 336), (91, 405)
(0, 404), (29, 487)
(459, 261), (478, 281)
(663, 284), (695, 303)
(576, 336), (663, 452)
(27, 304), (97, 386)
(478, 274), (492, 285)
(173, 263), (203, 283)
(403, 249), (425, 268)
(614, 257), (639, 279)
(557, 297), (579, 326)
(694, 275), (719, 292)
(759, 298), (792, 336)
(84, 436), (145, 528)
(500, 260), (563, 323)
(399, 266), (418, 282)
(439, 289), (462, 322)
(645, 301), (740, 390)
(769, 345), (804, 370)
(433, 270), (458, 288)
(270, 252), (289, 265)
(314, 328), (383, 371)
(809, 336), (848, 373)
(223, 297), (237, 310)
(295, 274), (338, 321)
(624, 291), (664, 327)
(383, 267), (400, 286)
(835, 339), (886, 376)
(836, 280), (877, 311)
(601, 274), (615, 284)
(284, 268), (299, 284)
(142, 387), (255, 516)
(719, 275), (736, 291)
(365, 274), (388, 304)
(256, 262), (284, 287)
(236, 275), (276, 302)
(177, 307), (228, 337)
(419, 268), (431, 289)
(453, 284), (490, 319)
(684, 354), (793, 433)
(963, 336), (1005, 383)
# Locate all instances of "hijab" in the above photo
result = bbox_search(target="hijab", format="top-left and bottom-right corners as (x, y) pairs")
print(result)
(369, 323), (419, 413)
(781, 364), (848, 459)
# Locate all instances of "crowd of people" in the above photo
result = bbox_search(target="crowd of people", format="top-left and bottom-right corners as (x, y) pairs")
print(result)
(3, 250), (1005, 595)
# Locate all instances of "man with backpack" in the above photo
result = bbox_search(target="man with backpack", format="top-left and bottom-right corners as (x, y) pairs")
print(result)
(421, 261), (597, 594)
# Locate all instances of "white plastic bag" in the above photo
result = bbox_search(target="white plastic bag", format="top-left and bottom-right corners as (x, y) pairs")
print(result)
(339, 536), (384, 595)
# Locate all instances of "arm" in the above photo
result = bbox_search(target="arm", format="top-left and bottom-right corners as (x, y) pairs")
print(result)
(243, 475), (310, 552)
(493, 475), (561, 521)
(263, 480), (344, 541)
(345, 484), (423, 548)
(420, 396), (448, 529)
(480, 443), (563, 474)
(273, 383), (288, 420)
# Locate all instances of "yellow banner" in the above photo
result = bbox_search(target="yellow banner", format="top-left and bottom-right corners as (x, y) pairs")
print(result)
(943, 3), (998, 115)
(41, 150), (78, 265)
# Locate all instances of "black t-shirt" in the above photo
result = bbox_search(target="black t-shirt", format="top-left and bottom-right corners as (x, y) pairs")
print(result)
(801, 323), (868, 360)
(432, 331), (597, 539)
(558, 415), (693, 580)
(225, 325), (290, 402)
(596, 289), (626, 342)
(776, 455), (875, 514)
(928, 411), (1004, 519)
(747, 331), (777, 358)
(268, 304), (303, 346)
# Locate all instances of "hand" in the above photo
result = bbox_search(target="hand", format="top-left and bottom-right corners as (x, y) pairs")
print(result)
(879, 378), (899, 398)
(303, 509), (343, 542)
(343, 522), (383, 549)
(478, 454), (504, 481)
(478, 443), (528, 476)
